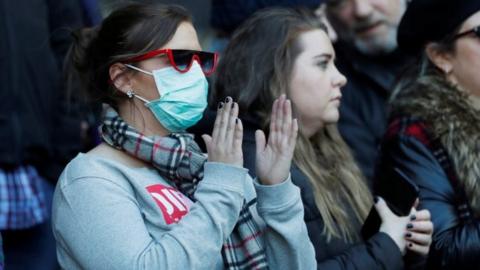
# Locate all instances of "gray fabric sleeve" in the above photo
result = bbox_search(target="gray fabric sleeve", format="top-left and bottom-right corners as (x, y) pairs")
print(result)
(53, 162), (247, 269)
(254, 176), (317, 270)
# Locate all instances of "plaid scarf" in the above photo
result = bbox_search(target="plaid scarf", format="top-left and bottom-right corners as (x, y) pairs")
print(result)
(101, 108), (268, 269)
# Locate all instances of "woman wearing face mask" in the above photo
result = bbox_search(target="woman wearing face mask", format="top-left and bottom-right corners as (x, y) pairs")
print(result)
(376, 0), (480, 269)
(52, 4), (316, 269)
(210, 8), (433, 270)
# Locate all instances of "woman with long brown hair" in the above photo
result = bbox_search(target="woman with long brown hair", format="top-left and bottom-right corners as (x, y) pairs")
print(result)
(210, 7), (433, 269)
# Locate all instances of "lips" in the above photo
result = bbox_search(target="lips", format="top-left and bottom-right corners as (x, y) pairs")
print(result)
(355, 21), (383, 35)
(331, 95), (342, 102)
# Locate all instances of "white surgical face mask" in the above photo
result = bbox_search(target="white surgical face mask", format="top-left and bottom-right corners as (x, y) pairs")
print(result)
(125, 61), (208, 132)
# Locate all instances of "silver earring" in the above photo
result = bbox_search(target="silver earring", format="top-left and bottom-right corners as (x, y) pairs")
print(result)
(443, 65), (451, 74)
(126, 89), (134, 98)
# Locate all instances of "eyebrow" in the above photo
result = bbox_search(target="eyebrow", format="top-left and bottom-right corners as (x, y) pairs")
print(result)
(313, 53), (333, 60)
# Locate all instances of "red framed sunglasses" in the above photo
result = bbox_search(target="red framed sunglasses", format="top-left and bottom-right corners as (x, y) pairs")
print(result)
(123, 49), (218, 76)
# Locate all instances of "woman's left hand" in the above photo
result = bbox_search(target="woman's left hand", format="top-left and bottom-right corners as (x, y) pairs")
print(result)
(255, 94), (298, 185)
(405, 208), (433, 256)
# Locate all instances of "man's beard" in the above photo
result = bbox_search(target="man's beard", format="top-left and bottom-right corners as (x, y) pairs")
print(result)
(353, 25), (399, 56)
(328, 1), (406, 56)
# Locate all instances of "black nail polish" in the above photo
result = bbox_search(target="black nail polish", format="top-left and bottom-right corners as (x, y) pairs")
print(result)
(225, 96), (232, 103)
(218, 102), (224, 109)
(374, 197), (379, 204)
(410, 215), (416, 221)
(407, 223), (414, 229)
(409, 243), (413, 248)
(235, 118), (239, 124)
(406, 233), (412, 238)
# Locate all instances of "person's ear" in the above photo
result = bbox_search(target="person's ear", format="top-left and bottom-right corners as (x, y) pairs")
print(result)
(109, 63), (132, 95)
(425, 43), (454, 74)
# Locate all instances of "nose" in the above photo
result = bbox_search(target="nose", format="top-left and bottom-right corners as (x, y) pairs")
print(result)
(333, 65), (347, 88)
(354, 0), (373, 19)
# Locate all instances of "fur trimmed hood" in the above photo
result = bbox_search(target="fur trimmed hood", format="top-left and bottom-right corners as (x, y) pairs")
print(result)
(390, 76), (480, 215)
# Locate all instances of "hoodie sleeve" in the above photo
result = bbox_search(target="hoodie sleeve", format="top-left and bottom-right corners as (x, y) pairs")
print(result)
(254, 176), (317, 270)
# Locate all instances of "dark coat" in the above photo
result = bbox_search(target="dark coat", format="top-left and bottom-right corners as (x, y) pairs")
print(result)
(376, 77), (480, 270)
(240, 118), (404, 270)
(335, 42), (414, 185)
(0, 0), (84, 181)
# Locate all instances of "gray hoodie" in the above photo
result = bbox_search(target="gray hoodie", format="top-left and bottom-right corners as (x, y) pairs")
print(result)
(52, 153), (316, 269)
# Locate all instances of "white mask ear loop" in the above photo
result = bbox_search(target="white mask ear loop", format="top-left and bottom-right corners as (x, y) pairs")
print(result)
(123, 64), (154, 104)
(124, 64), (153, 75)
(130, 91), (150, 103)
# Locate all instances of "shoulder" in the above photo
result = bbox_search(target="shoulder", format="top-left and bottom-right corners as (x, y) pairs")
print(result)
(381, 117), (439, 171)
(379, 117), (458, 199)
(58, 154), (115, 189)
(58, 150), (156, 191)
(384, 117), (432, 146)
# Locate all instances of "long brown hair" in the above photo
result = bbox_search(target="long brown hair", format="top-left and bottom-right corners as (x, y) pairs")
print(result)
(213, 8), (372, 242)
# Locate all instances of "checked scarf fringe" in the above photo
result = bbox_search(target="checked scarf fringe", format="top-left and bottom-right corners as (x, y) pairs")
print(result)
(100, 107), (268, 269)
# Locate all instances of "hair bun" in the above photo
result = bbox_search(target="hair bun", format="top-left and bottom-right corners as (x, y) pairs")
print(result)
(70, 27), (100, 70)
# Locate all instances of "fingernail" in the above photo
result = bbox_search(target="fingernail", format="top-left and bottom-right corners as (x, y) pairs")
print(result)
(225, 96), (232, 103)
(406, 232), (412, 238)
(218, 102), (224, 109)
(409, 243), (413, 247)
(374, 196), (379, 204)
(235, 118), (239, 124)
(410, 215), (416, 221)
(407, 223), (414, 229)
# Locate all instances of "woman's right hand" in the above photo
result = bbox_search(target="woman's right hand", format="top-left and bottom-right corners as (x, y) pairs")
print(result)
(255, 95), (298, 185)
(374, 197), (411, 255)
(202, 97), (243, 167)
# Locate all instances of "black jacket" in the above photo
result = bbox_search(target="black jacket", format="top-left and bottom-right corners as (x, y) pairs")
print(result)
(0, 0), (84, 181)
(377, 118), (480, 270)
(335, 42), (413, 186)
(240, 118), (404, 270)
(376, 78), (480, 270)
